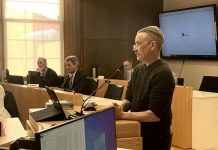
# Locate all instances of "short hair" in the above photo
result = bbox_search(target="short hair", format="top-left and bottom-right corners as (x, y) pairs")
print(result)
(38, 57), (47, 63)
(123, 59), (132, 64)
(137, 26), (164, 50)
(65, 55), (79, 65)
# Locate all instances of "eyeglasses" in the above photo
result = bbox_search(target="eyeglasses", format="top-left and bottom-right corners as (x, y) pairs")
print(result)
(133, 41), (153, 51)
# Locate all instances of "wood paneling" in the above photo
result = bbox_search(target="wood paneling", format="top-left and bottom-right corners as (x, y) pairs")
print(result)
(63, 0), (163, 76)
(82, 0), (163, 77)
(64, 0), (84, 71)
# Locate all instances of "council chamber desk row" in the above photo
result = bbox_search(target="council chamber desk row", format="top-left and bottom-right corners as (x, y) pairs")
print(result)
(1, 81), (218, 150)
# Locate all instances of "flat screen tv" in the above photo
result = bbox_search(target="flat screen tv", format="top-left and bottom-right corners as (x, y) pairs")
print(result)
(159, 4), (217, 59)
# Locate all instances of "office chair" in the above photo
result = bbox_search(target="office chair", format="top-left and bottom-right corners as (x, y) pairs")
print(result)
(85, 78), (98, 95)
(54, 76), (65, 87)
(6, 68), (10, 78)
(4, 90), (20, 118)
(7, 75), (24, 85)
(5, 68), (10, 82)
(104, 84), (124, 100)
(199, 76), (218, 93)
(5, 68), (24, 85)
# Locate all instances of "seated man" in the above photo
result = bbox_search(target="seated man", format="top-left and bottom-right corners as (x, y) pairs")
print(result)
(53, 56), (87, 94)
(115, 59), (134, 80)
(36, 57), (58, 87)
(123, 59), (134, 80)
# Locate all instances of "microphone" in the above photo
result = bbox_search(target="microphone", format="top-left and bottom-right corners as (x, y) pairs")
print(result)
(75, 65), (124, 116)
(61, 73), (70, 88)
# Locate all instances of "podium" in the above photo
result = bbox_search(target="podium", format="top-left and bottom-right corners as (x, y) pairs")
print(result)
(27, 105), (142, 150)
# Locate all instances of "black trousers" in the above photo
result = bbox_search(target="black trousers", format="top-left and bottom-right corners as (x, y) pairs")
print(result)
(142, 132), (172, 150)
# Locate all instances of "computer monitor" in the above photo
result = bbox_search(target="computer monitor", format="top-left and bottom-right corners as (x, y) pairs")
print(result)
(27, 71), (40, 84)
(35, 107), (116, 150)
(7, 75), (24, 85)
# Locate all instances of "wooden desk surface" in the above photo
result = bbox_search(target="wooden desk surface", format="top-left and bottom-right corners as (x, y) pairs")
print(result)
(0, 118), (26, 146)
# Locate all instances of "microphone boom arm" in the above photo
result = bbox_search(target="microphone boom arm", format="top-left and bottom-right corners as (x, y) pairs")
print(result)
(76, 65), (123, 116)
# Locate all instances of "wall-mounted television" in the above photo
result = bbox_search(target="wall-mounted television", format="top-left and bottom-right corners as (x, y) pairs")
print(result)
(159, 4), (217, 59)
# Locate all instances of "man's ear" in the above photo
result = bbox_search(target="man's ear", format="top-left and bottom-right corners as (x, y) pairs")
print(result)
(150, 41), (157, 51)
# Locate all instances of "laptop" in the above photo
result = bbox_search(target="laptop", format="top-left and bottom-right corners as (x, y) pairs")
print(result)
(30, 86), (71, 122)
(27, 71), (40, 84)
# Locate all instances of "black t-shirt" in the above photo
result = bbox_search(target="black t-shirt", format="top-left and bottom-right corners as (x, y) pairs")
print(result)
(125, 59), (175, 135)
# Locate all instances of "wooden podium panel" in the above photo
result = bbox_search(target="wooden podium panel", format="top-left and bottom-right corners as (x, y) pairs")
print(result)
(116, 120), (140, 138)
(117, 137), (142, 150)
(171, 86), (193, 149)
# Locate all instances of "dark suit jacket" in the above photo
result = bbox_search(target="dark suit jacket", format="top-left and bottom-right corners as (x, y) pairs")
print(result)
(39, 68), (58, 87)
(61, 71), (87, 94)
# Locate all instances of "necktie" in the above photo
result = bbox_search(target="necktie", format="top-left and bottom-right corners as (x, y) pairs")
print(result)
(68, 75), (73, 89)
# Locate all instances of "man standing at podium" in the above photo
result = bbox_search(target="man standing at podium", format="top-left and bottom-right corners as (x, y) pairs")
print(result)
(113, 26), (175, 150)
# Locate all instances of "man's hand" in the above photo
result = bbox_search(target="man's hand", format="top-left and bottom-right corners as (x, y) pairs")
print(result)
(112, 102), (124, 120)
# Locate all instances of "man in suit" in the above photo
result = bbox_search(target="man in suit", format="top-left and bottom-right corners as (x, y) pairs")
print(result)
(36, 57), (58, 87)
(123, 59), (134, 80)
(54, 56), (87, 94)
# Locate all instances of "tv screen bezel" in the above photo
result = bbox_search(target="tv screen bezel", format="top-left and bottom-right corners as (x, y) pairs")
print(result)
(158, 4), (218, 60)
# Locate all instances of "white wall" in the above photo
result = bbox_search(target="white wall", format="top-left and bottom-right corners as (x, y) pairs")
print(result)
(163, 0), (218, 90)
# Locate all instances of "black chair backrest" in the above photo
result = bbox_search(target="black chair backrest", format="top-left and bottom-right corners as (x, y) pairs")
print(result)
(4, 90), (20, 118)
(55, 76), (65, 87)
(177, 77), (184, 86)
(6, 68), (10, 77)
(7, 75), (24, 85)
(104, 84), (124, 100)
(85, 78), (98, 95)
(199, 76), (218, 93)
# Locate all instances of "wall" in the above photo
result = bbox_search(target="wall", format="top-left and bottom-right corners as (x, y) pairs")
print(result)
(82, 0), (163, 77)
(163, 0), (218, 90)
(64, 0), (84, 72)
(0, 1), (163, 80)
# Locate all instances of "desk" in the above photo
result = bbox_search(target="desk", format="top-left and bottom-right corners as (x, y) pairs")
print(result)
(192, 91), (218, 150)
(172, 87), (218, 150)
(0, 118), (26, 146)
(4, 82), (215, 149)
(0, 82), (83, 128)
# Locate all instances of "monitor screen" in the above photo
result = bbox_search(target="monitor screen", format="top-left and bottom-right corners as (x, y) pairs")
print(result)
(7, 75), (24, 85)
(35, 107), (116, 150)
(28, 71), (40, 84)
(159, 4), (217, 59)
